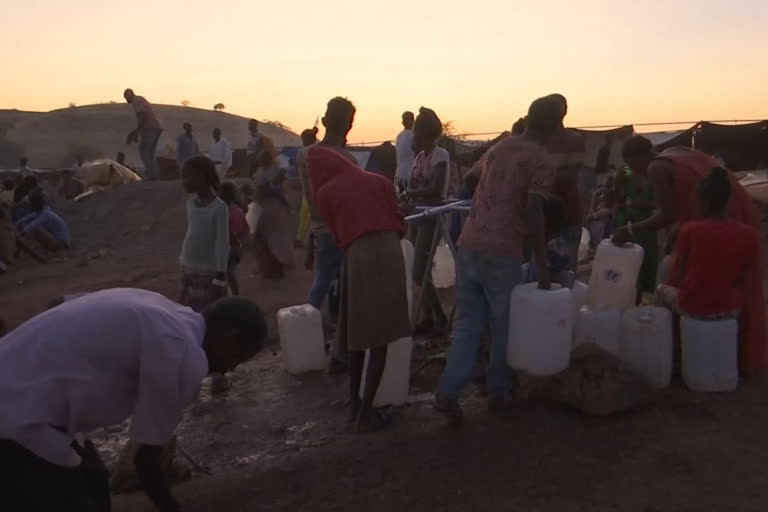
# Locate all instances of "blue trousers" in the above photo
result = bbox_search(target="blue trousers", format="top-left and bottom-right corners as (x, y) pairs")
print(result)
(139, 128), (162, 180)
(438, 247), (522, 399)
(308, 232), (344, 323)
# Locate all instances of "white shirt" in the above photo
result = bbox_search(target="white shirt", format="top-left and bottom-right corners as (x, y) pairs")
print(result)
(209, 138), (232, 168)
(0, 288), (208, 466)
(395, 129), (415, 182)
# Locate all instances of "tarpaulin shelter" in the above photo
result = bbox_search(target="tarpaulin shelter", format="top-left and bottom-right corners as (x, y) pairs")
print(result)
(642, 125), (696, 151)
(695, 121), (768, 171)
(572, 126), (634, 172)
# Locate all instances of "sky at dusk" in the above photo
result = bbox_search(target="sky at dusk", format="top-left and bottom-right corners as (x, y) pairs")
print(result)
(2, 0), (767, 143)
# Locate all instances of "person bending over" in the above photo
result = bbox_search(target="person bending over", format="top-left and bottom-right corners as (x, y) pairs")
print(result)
(307, 146), (410, 432)
(0, 288), (266, 512)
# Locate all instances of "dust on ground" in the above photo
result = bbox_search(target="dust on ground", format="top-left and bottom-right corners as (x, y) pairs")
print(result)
(3, 180), (768, 512)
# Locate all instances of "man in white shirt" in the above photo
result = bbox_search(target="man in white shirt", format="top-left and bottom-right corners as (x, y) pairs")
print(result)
(395, 111), (415, 192)
(0, 288), (266, 512)
(208, 127), (233, 178)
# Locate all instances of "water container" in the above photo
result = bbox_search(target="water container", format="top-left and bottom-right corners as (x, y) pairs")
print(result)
(681, 316), (738, 392)
(401, 239), (414, 312)
(586, 240), (644, 310)
(431, 243), (456, 288)
(577, 226), (591, 263)
(361, 239), (415, 406)
(245, 202), (262, 234)
(619, 307), (673, 389)
(277, 304), (326, 375)
(574, 306), (622, 355)
(508, 283), (573, 376)
(572, 281), (588, 319)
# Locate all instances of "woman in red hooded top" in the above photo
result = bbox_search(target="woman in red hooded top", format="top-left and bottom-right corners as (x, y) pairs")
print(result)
(307, 145), (410, 432)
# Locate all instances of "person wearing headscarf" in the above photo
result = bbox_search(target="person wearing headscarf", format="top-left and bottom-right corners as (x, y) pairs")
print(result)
(403, 107), (450, 337)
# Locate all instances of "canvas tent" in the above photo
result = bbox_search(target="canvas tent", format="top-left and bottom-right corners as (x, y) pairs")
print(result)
(695, 121), (768, 171)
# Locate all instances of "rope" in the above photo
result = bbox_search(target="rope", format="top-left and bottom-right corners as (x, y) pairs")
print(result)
(348, 118), (768, 147)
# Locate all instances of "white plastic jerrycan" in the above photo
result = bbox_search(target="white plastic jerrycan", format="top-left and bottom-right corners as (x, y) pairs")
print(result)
(508, 283), (573, 376)
(245, 201), (262, 235)
(681, 316), (738, 392)
(277, 304), (326, 375)
(586, 240), (644, 310)
(574, 306), (622, 355)
(571, 281), (588, 320)
(619, 307), (674, 389)
(577, 226), (591, 264)
(431, 243), (456, 289)
(361, 239), (415, 406)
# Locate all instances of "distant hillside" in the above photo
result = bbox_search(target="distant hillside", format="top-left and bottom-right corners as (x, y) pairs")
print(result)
(2, 104), (301, 169)
(0, 109), (45, 133)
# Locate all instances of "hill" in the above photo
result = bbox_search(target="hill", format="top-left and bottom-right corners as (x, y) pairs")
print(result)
(0, 109), (44, 133)
(2, 104), (301, 169)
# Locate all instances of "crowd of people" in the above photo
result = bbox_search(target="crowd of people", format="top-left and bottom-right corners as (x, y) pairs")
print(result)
(0, 88), (765, 511)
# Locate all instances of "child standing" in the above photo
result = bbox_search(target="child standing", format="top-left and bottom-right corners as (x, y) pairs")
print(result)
(179, 156), (229, 312)
(657, 167), (759, 323)
(219, 182), (249, 296)
(180, 156), (230, 393)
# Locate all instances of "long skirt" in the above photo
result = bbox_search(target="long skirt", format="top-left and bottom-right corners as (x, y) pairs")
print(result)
(338, 231), (411, 352)
(254, 197), (294, 279)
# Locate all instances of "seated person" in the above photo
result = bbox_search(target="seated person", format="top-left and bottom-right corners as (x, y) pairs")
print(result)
(0, 205), (46, 272)
(656, 167), (759, 320)
(11, 176), (38, 222)
(586, 175), (615, 252)
(15, 191), (71, 252)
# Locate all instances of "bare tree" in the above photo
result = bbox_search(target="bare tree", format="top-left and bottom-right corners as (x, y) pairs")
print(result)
(181, 100), (191, 107)
(213, 103), (225, 111)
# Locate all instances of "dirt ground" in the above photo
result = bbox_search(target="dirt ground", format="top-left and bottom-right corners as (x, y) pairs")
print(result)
(3, 180), (768, 512)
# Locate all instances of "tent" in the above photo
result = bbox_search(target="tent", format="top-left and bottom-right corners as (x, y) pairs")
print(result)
(572, 126), (634, 171)
(695, 121), (768, 171)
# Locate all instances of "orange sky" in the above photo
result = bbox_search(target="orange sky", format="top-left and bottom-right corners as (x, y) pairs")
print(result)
(2, 0), (767, 143)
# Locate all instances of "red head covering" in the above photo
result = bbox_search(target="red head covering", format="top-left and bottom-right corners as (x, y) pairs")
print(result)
(307, 146), (404, 249)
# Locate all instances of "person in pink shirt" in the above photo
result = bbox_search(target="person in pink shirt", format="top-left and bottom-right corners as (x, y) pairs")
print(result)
(124, 88), (163, 180)
(436, 97), (562, 420)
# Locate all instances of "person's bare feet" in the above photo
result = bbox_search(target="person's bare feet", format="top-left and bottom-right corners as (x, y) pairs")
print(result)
(210, 374), (232, 395)
(355, 409), (391, 434)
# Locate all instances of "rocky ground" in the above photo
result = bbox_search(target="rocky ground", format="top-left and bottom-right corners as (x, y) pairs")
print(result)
(3, 180), (768, 511)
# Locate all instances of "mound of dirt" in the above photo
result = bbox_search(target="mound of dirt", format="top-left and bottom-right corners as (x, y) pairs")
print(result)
(57, 180), (190, 262)
(5, 104), (301, 168)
